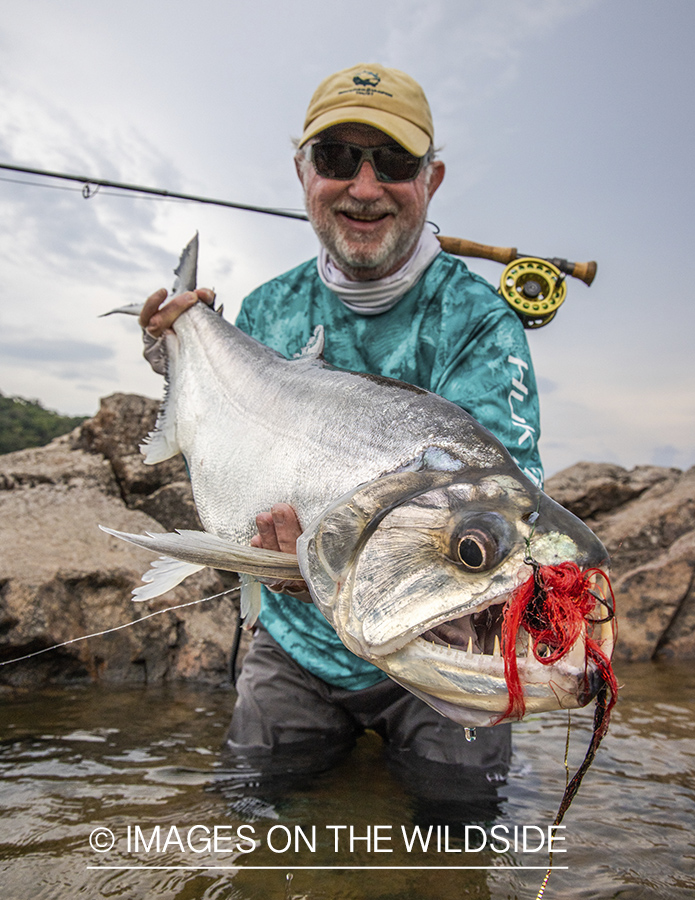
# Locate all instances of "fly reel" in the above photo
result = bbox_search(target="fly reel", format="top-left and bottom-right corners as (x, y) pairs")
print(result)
(436, 235), (597, 328)
(499, 257), (567, 329)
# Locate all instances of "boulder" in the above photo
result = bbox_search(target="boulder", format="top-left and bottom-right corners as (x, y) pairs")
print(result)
(546, 463), (695, 661)
(544, 461), (680, 522)
(0, 396), (240, 689)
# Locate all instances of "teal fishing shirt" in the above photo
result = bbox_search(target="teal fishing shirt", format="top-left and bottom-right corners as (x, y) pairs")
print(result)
(235, 251), (543, 690)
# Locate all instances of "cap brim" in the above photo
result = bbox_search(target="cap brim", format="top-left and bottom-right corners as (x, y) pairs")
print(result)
(300, 106), (431, 157)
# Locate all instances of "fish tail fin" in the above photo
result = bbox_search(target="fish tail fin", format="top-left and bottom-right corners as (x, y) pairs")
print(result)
(98, 303), (145, 317)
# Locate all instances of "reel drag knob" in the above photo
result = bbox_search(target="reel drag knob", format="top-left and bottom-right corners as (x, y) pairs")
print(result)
(499, 257), (568, 328)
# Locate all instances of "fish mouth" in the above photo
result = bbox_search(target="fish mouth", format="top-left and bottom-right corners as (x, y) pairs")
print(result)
(415, 569), (615, 687)
(384, 580), (615, 727)
(420, 603), (507, 657)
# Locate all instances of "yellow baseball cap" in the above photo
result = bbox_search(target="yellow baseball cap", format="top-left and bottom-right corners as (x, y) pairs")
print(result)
(299, 63), (434, 157)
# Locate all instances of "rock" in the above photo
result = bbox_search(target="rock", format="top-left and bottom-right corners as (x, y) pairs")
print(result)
(588, 467), (695, 576)
(545, 462), (680, 521)
(0, 396), (238, 689)
(611, 530), (695, 661)
(132, 481), (203, 532)
(76, 393), (193, 504)
(547, 462), (695, 661)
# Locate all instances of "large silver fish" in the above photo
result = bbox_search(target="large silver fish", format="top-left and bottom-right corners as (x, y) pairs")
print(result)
(104, 235), (615, 728)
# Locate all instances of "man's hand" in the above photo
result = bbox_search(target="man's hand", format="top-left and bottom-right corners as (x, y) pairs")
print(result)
(251, 503), (311, 600)
(140, 287), (216, 337)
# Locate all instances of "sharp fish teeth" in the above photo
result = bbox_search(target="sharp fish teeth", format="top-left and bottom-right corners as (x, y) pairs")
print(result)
(493, 635), (501, 657)
(467, 637), (474, 656)
(564, 625), (586, 669)
(600, 616), (615, 655)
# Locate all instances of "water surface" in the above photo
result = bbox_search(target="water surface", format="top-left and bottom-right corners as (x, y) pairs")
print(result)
(1, 660), (693, 899)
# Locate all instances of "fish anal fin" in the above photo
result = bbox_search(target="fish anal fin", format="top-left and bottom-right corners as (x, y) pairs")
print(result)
(132, 557), (205, 601)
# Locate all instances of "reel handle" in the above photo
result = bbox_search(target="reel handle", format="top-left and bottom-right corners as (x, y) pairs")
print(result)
(438, 236), (597, 286)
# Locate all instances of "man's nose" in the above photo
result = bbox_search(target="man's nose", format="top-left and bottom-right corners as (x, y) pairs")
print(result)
(347, 160), (385, 201)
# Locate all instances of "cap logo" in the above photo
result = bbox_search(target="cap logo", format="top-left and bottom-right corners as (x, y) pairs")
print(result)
(353, 70), (381, 88)
(338, 69), (393, 99)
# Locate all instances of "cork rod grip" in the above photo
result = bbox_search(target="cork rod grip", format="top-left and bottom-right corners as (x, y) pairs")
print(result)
(438, 235), (598, 286)
(437, 235), (518, 265)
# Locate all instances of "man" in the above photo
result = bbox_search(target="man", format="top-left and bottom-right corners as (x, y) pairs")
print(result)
(141, 64), (543, 811)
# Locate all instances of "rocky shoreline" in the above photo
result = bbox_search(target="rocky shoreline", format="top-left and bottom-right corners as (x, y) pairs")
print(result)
(1, 393), (693, 688)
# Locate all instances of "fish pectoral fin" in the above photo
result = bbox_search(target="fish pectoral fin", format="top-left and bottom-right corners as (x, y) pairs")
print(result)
(240, 574), (262, 629)
(99, 526), (302, 580)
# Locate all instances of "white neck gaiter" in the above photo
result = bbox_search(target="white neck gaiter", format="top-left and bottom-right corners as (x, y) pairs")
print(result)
(317, 227), (442, 316)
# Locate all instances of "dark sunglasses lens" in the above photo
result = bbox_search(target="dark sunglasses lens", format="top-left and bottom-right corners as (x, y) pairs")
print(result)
(312, 143), (362, 179)
(372, 146), (422, 182)
(312, 142), (423, 182)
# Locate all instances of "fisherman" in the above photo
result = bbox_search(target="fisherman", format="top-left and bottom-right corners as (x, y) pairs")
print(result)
(140, 64), (543, 815)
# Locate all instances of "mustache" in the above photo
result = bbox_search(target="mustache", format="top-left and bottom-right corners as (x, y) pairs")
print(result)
(332, 201), (399, 217)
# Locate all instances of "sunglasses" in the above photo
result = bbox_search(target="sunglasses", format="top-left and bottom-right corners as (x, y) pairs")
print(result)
(310, 141), (429, 183)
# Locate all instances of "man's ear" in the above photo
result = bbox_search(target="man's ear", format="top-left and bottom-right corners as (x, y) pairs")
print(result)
(427, 160), (445, 198)
(294, 153), (308, 186)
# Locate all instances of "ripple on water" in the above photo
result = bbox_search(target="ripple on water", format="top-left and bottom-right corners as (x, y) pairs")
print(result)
(0, 664), (693, 899)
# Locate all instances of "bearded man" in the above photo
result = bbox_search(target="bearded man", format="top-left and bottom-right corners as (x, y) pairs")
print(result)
(141, 64), (543, 813)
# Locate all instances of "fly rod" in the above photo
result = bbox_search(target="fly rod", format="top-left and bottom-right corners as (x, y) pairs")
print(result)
(0, 161), (597, 326)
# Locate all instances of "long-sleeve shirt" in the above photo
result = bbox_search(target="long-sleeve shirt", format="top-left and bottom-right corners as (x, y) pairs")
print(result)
(235, 251), (543, 689)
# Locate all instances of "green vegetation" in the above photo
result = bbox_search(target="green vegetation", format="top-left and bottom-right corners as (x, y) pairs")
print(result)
(0, 391), (88, 455)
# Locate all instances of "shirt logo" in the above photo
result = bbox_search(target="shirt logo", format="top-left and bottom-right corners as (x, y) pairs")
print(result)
(507, 355), (536, 448)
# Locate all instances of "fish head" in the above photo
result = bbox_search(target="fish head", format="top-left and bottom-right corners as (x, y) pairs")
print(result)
(297, 464), (614, 727)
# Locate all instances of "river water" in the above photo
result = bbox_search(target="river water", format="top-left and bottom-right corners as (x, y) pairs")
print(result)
(1, 659), (693, 900)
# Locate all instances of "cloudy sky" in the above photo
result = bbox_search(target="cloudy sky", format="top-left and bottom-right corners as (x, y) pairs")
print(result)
(1, 0), (693, 476)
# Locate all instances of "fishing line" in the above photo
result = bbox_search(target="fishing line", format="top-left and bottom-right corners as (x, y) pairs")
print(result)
(496, 554), (618, 899)
(534, 684), (615, 900)
(0, 586), (240, 668)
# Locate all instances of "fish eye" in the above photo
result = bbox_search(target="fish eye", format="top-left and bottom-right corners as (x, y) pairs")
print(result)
(452, 513), (513, 572)
(458, 536), (486, 569)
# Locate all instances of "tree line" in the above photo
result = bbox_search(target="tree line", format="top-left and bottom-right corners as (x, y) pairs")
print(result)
(0, 391), (87, 455)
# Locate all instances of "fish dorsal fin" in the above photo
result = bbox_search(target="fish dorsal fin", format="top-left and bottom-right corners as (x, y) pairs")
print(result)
(139, 364), (182, 463)
(296, 325), (325, 361)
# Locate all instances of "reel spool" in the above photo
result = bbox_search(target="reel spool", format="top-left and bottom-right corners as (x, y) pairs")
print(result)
(499, 257), (567, 329)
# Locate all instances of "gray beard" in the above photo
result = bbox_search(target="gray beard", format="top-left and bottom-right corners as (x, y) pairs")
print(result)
(306, 208), (426, 281)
